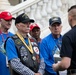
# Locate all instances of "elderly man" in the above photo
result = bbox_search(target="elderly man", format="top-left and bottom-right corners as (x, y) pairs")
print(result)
(0, 11), (15, 75)
(40, 17), (62, 75)
(5, 13), (45, 75)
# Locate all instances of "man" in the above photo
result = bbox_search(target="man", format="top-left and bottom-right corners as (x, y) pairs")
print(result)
(5, 13), (45, 75)
(0, 11), (15, 75)
(29, 23), (41, 46)
(52, 5), (76, 75)
(40, 17), (62, 75)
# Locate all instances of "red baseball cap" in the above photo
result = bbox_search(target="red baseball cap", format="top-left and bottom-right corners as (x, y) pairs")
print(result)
(30, 23), (40, 31)
(0, 11), (15, 20)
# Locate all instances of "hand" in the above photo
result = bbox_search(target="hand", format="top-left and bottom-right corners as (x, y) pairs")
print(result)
(52, 63), (59, 71)
(34, 73), (42, 75)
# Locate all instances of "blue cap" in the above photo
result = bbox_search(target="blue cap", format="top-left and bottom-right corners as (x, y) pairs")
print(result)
(49, 17), (61, 26)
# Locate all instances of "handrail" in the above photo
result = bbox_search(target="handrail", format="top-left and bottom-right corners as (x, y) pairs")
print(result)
(6, 0), (41, 15)
(6, 0), (72, 38)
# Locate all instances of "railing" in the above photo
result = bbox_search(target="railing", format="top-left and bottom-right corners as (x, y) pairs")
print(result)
(7, 0), (75, 38)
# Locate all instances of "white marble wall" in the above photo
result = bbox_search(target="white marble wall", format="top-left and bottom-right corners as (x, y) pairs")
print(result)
(5, 0), (76, 38)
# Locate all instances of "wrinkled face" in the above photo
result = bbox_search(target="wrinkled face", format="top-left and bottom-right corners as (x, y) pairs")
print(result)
(49, 23), (62, 36)
(0, 19), (12, 30)
(30, 27), (40, 39)
(16, 22), (30, 34)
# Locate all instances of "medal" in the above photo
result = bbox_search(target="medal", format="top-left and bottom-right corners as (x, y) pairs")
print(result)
(16, 32), (33, 54)
(32, 56), (36, 60)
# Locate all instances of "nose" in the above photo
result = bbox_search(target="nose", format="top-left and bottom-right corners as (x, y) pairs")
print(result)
(25, 22), (30, 27)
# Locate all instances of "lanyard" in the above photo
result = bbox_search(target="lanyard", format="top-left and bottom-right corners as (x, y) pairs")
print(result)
(52, 34), (62, 50)
(16, 32), (33, 54)
(1, 33), (9, 43)
(0, 33), (8, 54)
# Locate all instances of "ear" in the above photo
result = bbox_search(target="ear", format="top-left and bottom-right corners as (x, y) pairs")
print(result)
(49, 26), (50, 29)
(68, 15), (73, 21)
(0, 19), (2, 22)
(60, 25), (62, 28)
(16, 24), (20, 28)
(49, 26), (53, 32)
(49, 26), (51, 29)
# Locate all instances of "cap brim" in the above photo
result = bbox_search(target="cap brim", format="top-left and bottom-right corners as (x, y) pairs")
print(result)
(4, 17), (15, 20)
(30, 26), (40, 31)
(51, 21), (61, 26)
(30, 19), (35, 23)
(22, 19), (34, 23)
(12, 17), (15, 20)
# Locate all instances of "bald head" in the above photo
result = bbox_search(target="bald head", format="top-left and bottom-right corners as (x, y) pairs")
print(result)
(68, 5), (76, 12)
(69, 9), (76, 20)
(68, 5), (76, 27)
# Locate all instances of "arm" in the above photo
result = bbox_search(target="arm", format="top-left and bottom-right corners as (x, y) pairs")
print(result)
(38, 57), (45, 75)
(6, 38), (35, 75)
(11, 58), (42, 75)
(52, 57), (71, 71)
(10, 58), (35, 75)
(53, 34), (72, 71)
(40, 39), (53, 72)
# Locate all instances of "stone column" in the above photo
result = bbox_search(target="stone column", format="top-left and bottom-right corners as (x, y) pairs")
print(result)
(0, 0), (12, 11)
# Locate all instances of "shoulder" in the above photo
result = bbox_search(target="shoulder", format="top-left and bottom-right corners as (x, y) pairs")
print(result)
(63, 28), (75, 39)
(8, 32), (14, 36)
(43, 34), (51, 39)
(41, 34), (53, 42)
(40, 34), (52, 46)
(30, 38), (35, 42)
(4, 36), (15, 49)
(5, 35), (16, 43)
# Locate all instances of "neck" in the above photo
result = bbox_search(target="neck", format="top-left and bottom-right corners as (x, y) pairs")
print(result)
(0, 27), (8, 34)
(52, 34), (60, 39)
(35, 37), (41, 42)
(17, 31), (28, 38)
(71, 21), (76, 27)
(71, 24), (76, 27)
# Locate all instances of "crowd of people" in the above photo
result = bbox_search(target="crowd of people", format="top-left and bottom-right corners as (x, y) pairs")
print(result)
(0, 5), (76, 75)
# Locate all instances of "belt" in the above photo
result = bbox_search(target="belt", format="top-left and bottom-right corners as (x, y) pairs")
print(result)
(67, 69), (76, 74)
